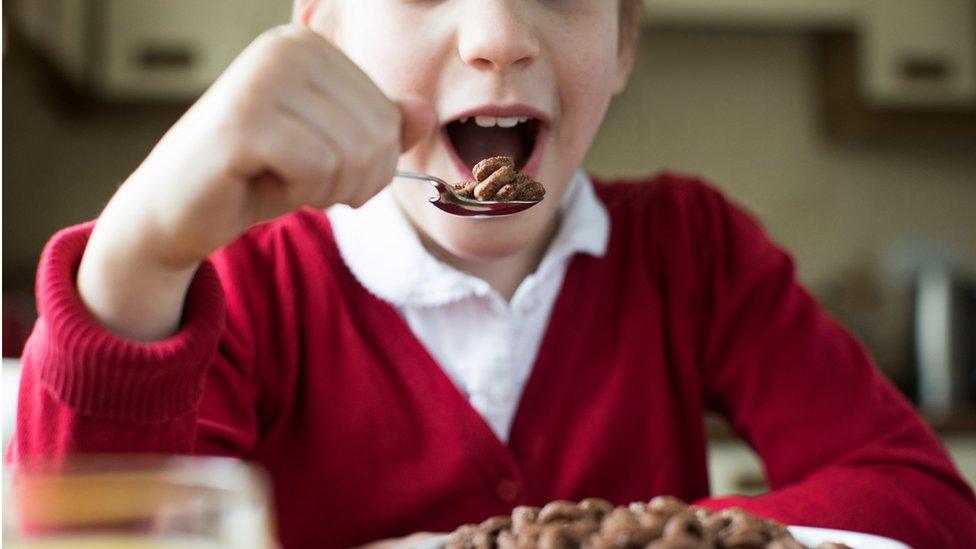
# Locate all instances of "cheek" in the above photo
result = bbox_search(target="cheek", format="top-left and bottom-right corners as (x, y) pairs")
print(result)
(331, 5), (440, 100)
(559, 39), (618, 129)
(545, 16), (619, 151)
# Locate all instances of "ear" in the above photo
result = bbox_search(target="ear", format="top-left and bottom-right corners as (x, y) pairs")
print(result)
(292, 0), (317, 26)
(613, 0), (641, 95)
(293, 0), (340, 41)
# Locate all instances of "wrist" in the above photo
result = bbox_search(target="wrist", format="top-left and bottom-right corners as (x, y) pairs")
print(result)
(78, 200), (201, 341)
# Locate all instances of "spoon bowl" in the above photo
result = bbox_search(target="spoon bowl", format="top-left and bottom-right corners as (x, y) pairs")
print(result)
(395, 171), (542, 217)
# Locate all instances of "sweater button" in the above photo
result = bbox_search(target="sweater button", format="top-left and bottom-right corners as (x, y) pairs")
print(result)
(496, 479), (519, 503)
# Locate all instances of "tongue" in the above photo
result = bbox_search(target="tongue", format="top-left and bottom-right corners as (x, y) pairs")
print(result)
(448, 123), (528, 171)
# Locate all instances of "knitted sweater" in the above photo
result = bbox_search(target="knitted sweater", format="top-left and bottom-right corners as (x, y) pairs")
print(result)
(11, 175), (975, 548)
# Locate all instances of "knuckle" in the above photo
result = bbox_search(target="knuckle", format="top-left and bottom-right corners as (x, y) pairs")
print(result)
(312, 150), (338, 183)
(254, 30), (296, 62)
(253, 27), (290, 57)
(372, 106), (401, 139)
(343, 143), (370, 173)
(377, 125), (400, 151)
(380, 99), (402, 126)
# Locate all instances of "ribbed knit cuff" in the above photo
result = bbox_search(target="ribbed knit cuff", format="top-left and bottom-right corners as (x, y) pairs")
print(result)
(31, 222), (226, 422)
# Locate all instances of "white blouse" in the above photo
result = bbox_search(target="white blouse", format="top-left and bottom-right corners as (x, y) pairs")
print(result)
(327, 171), (609, 442)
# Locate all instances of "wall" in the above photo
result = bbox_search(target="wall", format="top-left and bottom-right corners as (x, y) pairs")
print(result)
(588, 30), (976, 286)
(584, 29), (976, 380)
(2, 36), (187, 290)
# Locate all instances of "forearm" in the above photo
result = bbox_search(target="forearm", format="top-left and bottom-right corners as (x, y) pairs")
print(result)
(695, 462), (976, 548)
(78, 182), (199, 341)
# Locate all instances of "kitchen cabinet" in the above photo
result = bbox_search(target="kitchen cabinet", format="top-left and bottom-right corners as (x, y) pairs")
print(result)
(860, 0), (975, 108)
(97, 0), (289, 100)
(10, 0), (291, 101)
(647, 0), (976, 139)
(647, 0), (976, 109)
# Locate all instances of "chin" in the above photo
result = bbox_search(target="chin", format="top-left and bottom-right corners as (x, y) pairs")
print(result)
(434, 214), (548, 261)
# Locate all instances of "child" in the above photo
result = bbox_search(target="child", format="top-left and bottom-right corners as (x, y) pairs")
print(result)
(10, 1), (976, 547)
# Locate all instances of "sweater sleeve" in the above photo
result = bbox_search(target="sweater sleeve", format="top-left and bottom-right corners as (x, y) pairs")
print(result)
(8, 222), (259, 463)
(688, 185), (976, 548)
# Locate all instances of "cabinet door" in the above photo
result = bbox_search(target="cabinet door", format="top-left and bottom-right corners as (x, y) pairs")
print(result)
(861, 0), (976, 107)
(99, 0), (290, 100)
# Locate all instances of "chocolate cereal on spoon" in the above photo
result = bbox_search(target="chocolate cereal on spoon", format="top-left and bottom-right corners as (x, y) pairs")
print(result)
(452, 156), (546, 202)
(394, 156), (544, 217)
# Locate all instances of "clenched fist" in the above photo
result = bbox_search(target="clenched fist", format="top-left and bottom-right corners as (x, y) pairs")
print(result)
(77, 24), (434, 340)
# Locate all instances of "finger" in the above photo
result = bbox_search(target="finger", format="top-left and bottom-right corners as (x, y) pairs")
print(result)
(254, 111), (339, 211)
(273, 93), (378, 207)
(278, 86), (399, 208)
(394, 95), (436, 152)
(351, 138), (399, 208)
(283, 25), (393, 113)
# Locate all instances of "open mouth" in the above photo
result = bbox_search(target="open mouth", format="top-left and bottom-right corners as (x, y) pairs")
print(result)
(443, 113), (545, 177)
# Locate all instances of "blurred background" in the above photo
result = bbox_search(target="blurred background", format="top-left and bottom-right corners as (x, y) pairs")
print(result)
(3, 0), (976, 493)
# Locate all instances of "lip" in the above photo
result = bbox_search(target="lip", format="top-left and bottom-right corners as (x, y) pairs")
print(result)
(440, 103), (551, 181)
(444, 103), (552, 126)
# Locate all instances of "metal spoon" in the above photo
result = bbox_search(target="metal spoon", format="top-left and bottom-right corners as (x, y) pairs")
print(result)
(394, 171), (542, 217)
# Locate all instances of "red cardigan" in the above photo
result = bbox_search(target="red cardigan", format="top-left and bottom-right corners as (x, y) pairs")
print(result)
(11, 175), (975, 548)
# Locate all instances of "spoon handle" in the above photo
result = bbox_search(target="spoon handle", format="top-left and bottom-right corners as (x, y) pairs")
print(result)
(394, 171), (449, 193)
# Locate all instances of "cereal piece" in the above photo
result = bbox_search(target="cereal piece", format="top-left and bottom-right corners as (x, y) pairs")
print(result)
(646, 539), (707, 549)
(701, 512), (732, 539)
(629, 501), (650, 514)
(539, 500), (585, 523)
(768, 537), (807, 549)
(496, 530), (519, 549)
(579, 497), (614, 519)
(480, 515), (513, 535)
(816, 544), (852, 549)
(470, 530), (495, 549)
(715, 508), (767, 548)
(473, 156), (515, 182)
(501, 526), (543, 549)
(635, 510), (666, 538)
(538, 525), (573, 549)
(517, 180), (546, 201)
(446, 524), (479, 549)
(600, 507), (654, 546)
(648, 496), (688, 517)
(512, 505), (541, 530)
(474, 164), (516, 201)
(764, 519), (791, 540)
(580, 533), (614, 549)
(453, 181), (477, 198)
(494, 183), (520, 201)
(564, 519), (600, 543)
(662, 513), (711, 548)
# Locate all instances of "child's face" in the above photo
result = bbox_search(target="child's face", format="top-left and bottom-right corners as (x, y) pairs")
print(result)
(301, 1), (636, 260)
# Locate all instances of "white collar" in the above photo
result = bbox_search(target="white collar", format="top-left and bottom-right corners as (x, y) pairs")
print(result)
(327, 170), (609, 308)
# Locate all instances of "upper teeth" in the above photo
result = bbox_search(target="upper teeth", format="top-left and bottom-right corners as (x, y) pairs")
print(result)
(472, 116), (531, 128)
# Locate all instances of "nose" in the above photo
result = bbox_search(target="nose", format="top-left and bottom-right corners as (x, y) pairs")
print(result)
(457, 0), (540, 72)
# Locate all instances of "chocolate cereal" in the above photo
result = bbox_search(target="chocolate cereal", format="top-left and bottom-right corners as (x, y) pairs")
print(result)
(452, 156), (546, 202)
(446, 496), (852, 549)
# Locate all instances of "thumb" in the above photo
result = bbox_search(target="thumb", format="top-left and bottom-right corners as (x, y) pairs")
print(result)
(394, 95), (436, 152)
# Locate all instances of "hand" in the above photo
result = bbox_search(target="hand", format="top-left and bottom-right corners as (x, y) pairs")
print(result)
(77, 24), (433, 340)
(116, 23), (433, 268)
